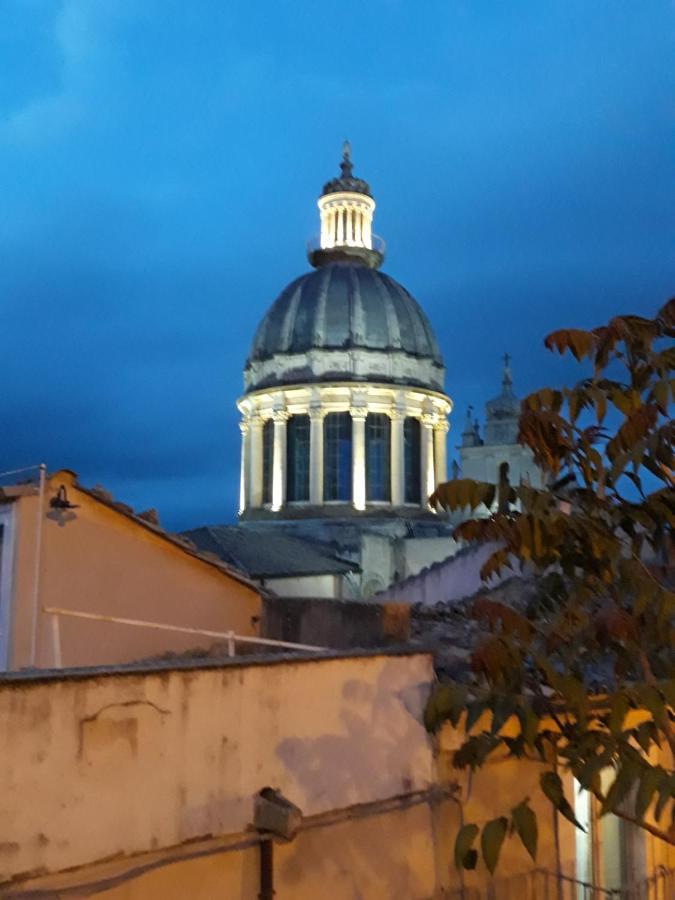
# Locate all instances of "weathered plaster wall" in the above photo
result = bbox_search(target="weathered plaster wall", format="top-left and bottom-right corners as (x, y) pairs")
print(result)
(376, 542), (506, 607)
(262, 595), (410, 649)
(437, 721), (577, 892)
(8, 473), (261, 669)
(400, 535), (460, 579)
(0, 651), (435, 895)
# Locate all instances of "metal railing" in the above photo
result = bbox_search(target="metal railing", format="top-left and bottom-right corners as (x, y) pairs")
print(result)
(443, 867), (673, 900)
(305, 233), (386, 255)
(43, 607), (326, 668)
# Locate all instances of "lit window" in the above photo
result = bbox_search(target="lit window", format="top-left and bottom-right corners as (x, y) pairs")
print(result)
(404, 417), (421, 503)
(323, 412), (352, 501)
(286, 415), (310, 502)
(262, 419), (274, 505)
(366, 413), (391, 502)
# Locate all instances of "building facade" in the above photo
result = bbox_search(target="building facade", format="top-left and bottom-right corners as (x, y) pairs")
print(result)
(459, 355), (544, 490)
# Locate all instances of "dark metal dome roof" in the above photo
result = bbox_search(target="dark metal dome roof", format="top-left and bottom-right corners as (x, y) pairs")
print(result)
(247, 263), (443, 371)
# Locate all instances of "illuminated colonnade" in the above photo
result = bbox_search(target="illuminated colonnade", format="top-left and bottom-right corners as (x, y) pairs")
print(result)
(319, 192), (375, 250)
(238, 383), (451, 514)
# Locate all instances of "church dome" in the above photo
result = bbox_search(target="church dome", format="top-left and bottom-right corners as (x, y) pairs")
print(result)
(245, 262), (443, 392)
(237, 145), (452, 521)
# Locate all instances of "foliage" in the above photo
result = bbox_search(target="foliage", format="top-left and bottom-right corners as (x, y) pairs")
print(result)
(426, 300), (675, 873)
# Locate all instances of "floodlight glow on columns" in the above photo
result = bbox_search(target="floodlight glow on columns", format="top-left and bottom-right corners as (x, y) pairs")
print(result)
(271, 412), (289, 511)
(351, 407), (367, 511)
(239, 419), (250, 515)
(319, 194), (375, 250)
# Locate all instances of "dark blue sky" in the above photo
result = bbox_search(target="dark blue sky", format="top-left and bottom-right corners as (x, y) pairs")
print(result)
(1, 1), (673, 529)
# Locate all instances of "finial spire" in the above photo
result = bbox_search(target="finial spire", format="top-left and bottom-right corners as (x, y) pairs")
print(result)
(502, 352), (512, 388)
(340, 139), (353, 177)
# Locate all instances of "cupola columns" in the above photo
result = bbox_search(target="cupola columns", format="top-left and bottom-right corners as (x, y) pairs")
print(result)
(309, 142), (383, 269)
(238, 385), (451, 516)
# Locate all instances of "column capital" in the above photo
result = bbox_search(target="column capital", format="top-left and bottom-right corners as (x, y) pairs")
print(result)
(272, 409), (291, 423)
(239, 418), (250, 436)
(434, 420), (450, 434)
(389, 405), (406, 421)
(309, 405), (324, 421)
(421, 413), (438, 428)
(350, 406), (368, 422)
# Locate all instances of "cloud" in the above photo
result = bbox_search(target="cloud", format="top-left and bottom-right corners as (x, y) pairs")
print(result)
(0, 0), (138, 145)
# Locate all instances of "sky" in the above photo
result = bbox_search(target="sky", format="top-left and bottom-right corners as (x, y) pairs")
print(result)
(1, 0), (673, 530)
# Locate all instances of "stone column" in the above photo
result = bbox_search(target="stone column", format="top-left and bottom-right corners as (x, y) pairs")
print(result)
(238, 418), (250, 515)
(433, 420), (449, 488)
(248, 415), (263, 508)
(420, 414), (436, 508)
(351, 405), (367, 511)
(336, 206), (344, 244)
(390, 408), (405, 506)
(271, 411), (289, 512)
(355, 209), (363, 245)
(309, 405), (324, 506)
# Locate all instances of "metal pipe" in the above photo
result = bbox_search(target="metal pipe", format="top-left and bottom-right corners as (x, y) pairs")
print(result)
(29, 463), (46, 666)
(42, 607), (325, 653)
(258, 839), (274, 900)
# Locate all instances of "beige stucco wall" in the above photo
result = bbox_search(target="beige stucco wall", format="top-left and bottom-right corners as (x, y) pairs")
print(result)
(0, 650), (436, 897)
(7, 472), (262, 669)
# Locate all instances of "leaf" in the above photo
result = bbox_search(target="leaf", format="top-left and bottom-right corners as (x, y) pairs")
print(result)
(430, 479), (496, 512)
(423, 683), (468, 733)
(608, 693), (630, 735)
(481, 816), (508, 874)
(540, 771), (585, 829)
(635, 766), (663, 821)
(454, 823), (479, 869)
(511, 801), (538, 861)
(544, 328), (595, 360)
(653, 777), (673, 822)
(600, 760), (641, 817)
(635, 685), (666, 725)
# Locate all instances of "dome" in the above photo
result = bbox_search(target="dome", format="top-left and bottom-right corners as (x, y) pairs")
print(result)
(244, 262), (444, 393)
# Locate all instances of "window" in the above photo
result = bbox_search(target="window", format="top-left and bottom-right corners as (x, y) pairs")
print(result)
(286, 414), (310, 502)
(323, 412), (352, 501)
(366, 413), (391, 502)
(262, 418), (274, 505)
(404, 417), (421, 503)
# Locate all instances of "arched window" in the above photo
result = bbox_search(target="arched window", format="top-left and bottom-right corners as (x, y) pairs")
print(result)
(324, 412), (352, 501)
(286, 414), (310, 502)
(261, 419), (274, 505)
(404, 417), (421, 503)
(366, 413), (391, 501)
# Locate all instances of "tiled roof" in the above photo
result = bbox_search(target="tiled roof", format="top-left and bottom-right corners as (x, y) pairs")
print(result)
(182, 525), (358, 579)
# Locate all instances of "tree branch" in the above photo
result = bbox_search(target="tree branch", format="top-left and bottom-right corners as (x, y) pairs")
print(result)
(610, 806), (675, 846)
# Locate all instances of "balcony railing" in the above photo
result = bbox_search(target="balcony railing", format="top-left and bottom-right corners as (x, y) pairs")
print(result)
(306, 233), (386, 256)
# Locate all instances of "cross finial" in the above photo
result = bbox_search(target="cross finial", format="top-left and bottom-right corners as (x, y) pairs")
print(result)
(502, 352), (513, 388)
(340, 139), (353, 177)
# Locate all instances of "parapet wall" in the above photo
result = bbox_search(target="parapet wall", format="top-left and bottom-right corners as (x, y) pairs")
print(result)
(261, 595), (410, 649)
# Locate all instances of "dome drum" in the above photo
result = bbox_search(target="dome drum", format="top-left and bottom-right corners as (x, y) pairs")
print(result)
(237, 382), (451, 518)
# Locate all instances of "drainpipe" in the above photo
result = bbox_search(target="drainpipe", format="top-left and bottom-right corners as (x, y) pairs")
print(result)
(29, 463), (47, 666)
(258, 839), (274, 900)
(253, 788), (302, 900)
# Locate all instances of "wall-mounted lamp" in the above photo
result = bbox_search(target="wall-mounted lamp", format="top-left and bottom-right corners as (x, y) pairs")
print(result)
(49, 485), (80, 510)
